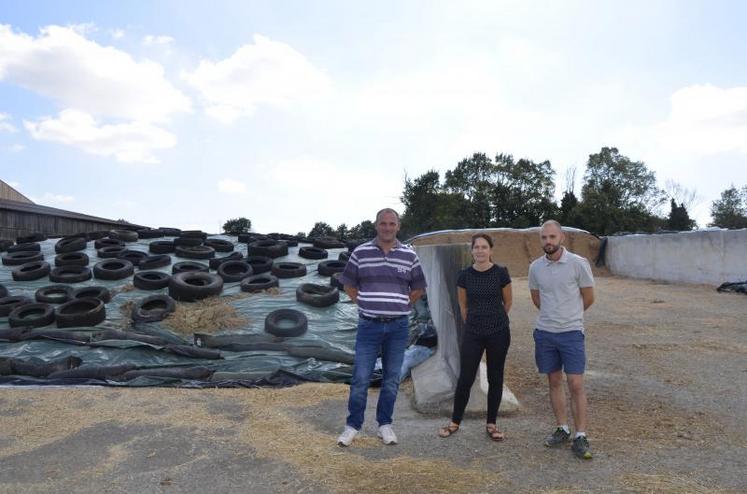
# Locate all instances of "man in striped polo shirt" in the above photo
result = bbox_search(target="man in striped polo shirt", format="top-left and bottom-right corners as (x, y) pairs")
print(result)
(336, 208), (427, 447)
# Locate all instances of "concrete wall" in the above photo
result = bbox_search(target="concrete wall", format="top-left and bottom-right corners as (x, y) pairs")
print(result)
(605, 229), (747, 285)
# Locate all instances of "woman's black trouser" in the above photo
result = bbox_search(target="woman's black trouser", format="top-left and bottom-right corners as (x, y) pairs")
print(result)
(451, 328), (510, 424)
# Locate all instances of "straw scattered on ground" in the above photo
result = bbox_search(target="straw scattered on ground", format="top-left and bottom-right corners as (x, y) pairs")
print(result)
(163, 296), (249, 334)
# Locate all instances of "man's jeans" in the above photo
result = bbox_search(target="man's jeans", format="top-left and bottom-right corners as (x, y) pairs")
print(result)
(346, 316), (409, 430)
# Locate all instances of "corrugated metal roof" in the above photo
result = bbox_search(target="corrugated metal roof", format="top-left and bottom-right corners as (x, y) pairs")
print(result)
(0, 198), (146, 228)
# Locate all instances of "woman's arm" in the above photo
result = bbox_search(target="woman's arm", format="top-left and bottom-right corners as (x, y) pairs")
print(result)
(502, 283), (512, 314)
(457, 286), (468, 322)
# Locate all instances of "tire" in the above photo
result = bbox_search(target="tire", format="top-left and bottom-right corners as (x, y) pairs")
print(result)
(149, 240), (175, 254)
(247, 239), (288, 258)
(56, 297), (106, 328)
(55, 252), (90, 267)
(313, 237), (345, 249)
(298, 246), (328, 260)
(174, 236), (203, 247)
(131, 294), (176, 323)
(317, 260), (347, 276)
(338, 251), (351, 262)
(172, 261), (209, 275)
(175, 245), (215, 259)
(158, 227), (182, 237)
(86, 231), (109, 241)
(8, 242), (41, 253)
(0, 296), (33, 317)
(49, 265), (92, 283)
(168, 271), (224, 302)
(55, 236), (87, 254)
(12, 261), (51, 281)
(9, 303), (55, 328)
(346, 239), (367, 252)
(133, 271), (171, 290)
(16, 233), (46, 244)
(264, 309), (308, 337)
(93, 259), (135, 280)
(35, 285), (74, 304)
(330, 272), (344, 290)
(240, 274), (279, 293)
(217, 261), (253, 282)
(94, 238), (124, 249)
(245, 256), (273, 274)
(136, 229), (163, 239)
(0, 284), (7, 299)
(209, 251), (243, 270)
(72, 286), (112, 303)
(271, 262), (307, 279)
(238, 233), (267, 243)
(109, 229), (138, 242)
(180, 230), (208, 239)
(2, 251), (44, 266)
(138, 254), (171, 270)
(117, 250), (149, 266)
(204, 238), (234, 252)
(97, 245), (126, 258)
(295, 283), (340, 307)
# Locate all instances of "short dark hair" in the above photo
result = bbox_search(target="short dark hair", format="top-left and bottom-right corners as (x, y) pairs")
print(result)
(471, 233), (493, 248)
(375, 208), (400, 224)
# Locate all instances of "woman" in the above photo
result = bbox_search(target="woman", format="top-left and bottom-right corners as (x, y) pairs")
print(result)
(439, 233), (512, 441)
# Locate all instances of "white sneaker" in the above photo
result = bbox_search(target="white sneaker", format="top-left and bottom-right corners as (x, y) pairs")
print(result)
(337, 426), (358, 447)
(377, 424), (398, 445)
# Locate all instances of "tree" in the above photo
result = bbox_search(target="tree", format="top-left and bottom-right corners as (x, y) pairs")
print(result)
(308, 221), (334, 238)
(348, 220), (376, 239)
(222, 217), (252, 234)
(335, 223), (349, 241)
(709, 185), (747, 229)
(666, 199), (696, 231)
(490, 154), (557, 227)
(444, 153), (495, 228)
(576, 147), (665, 235)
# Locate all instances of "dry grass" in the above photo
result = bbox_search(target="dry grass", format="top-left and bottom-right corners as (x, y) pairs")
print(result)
(0, 385), (507, 494)
(617, 473), (731, 494)
(163, 296), (249, 334)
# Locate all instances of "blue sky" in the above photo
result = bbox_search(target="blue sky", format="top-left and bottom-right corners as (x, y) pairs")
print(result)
(2, 1), (746, 233)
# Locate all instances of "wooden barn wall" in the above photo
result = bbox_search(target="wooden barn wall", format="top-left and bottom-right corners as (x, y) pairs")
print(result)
(0, 182), (32, 204)
(0, 210), (133, 241)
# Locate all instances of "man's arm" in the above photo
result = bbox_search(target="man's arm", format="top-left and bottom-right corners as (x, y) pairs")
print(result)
(409, 288), (424, 304)
(530, 289), (541, 310)
(344, 286), (358, 304)
(580, 286), (594, 310)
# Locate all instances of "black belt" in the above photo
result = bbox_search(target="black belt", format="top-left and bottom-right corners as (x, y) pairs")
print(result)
(360, 314), (407, 323)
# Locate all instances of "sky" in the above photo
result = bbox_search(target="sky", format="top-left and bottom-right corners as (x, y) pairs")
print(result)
(1, 0), (746, 233)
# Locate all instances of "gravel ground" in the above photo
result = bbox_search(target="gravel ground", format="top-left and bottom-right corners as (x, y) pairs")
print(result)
(0, 276), (745, 494)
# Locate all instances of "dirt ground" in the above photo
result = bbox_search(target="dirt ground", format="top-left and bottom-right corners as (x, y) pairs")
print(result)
(0, 276), (745, 494)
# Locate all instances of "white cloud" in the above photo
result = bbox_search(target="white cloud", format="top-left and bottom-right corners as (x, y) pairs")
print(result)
(110, 28), (125, 40)
(38, 193), (75, 205)
(8, 143), (24, 152)
(653, 85), (747, 155)
(7, 181), (20, 188)
(24, 109), (177, 163)
(143, 35), (175, 46)
(0, 112), (17, 132)
(0, 24), (191, 122)
(217, 179), (247, 194)
(183, 34), (331, 123)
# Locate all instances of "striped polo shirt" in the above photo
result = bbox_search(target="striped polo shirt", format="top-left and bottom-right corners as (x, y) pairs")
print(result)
(339, 238), (427, 318)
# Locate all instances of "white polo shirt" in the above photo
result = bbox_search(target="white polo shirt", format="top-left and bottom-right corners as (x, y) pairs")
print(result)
(528, 247), (595, 333)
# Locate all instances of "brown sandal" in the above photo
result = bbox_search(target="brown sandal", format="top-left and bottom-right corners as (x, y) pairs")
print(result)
(486, 424), (505, 442)
(438, 422), (460, 438)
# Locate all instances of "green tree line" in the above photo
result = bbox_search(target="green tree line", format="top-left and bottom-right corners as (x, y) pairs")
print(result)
(400, 146), (747, 238)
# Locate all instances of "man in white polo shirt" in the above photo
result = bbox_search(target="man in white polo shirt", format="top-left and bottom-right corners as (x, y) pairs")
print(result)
(528, 220), (595, 459)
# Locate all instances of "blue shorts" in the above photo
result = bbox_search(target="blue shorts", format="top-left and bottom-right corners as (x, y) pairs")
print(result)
(533, 329), (586, 374)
